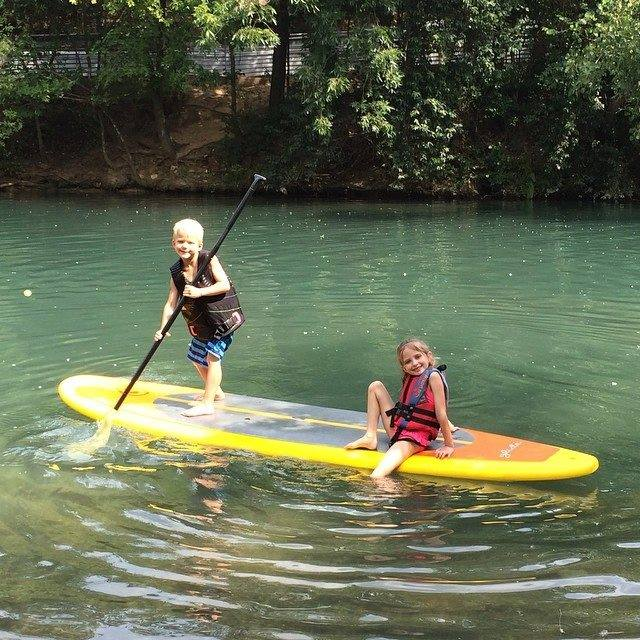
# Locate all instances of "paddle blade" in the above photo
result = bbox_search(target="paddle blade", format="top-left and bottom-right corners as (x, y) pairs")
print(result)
(67, 411), (115, 457)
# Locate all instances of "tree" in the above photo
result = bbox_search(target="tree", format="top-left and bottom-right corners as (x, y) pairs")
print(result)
(194, 0), (277, 115)
(0, 13), (74, 160)
(567, 0), (640, 138)
(268, 0), (289, 110)
(86, 0), (200, 156)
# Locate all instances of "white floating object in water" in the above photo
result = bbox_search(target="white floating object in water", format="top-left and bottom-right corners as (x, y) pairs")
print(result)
(23, 289), (32, 297)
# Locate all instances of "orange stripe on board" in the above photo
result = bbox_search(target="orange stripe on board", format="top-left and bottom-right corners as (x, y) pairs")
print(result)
(437, 428), (558, 463)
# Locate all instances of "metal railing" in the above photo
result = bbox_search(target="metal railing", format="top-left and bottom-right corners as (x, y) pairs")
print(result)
(25, 34), (306, 77)
(23, 33), (529, 77)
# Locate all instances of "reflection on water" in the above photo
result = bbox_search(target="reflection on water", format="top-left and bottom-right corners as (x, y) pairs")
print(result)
(0, 194), (639, 638)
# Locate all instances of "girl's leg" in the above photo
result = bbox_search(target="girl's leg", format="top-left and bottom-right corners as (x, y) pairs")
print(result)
(345, 380), (394, 450)
(371, 440), (423, 478)
(183, 355), (222, 417)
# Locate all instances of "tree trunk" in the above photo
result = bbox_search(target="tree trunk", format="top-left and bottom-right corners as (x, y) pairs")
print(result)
(34, 115), (45, 159)
(150, 91), (176, 156)
(229, 45), (237, 115)
(81, 6), (93, 80)
(101, 108), (137, 176)
(96, 110), (115, 169)
(148, 0), (175, 156)
(269, 0), (290, 111)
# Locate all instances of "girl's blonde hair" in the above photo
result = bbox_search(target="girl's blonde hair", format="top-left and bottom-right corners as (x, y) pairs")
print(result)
(396, 338), (436, 369)
(172, 218), (204, 241)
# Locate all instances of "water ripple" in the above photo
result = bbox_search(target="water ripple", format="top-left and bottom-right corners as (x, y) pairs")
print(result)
(83, 575), (239, 609)
(1, 195), (639, 638)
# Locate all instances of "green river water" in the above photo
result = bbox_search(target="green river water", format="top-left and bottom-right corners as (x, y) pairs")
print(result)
(0, 192), (639, 639)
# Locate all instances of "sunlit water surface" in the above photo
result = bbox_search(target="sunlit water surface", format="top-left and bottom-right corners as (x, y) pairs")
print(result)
(0, 193), (639, 639)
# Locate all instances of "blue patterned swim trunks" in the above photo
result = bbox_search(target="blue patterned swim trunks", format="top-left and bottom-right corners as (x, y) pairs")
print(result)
(186, 334), (234, 367)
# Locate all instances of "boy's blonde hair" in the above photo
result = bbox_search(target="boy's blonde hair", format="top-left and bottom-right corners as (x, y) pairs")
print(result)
(396, 338), (436, 369)
(172, 218), (204, 241)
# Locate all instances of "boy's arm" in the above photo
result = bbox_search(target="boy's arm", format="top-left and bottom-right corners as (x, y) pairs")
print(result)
(430, 373), (455, 458)
(183, 256), (231, 298)
(154, 278), (179, 341)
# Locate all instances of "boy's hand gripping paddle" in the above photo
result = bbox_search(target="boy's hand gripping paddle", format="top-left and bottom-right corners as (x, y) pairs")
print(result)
(113, 173), (266, 411)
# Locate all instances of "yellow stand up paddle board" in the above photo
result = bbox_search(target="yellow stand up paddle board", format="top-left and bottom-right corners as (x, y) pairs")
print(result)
(58, 375), (599, 482)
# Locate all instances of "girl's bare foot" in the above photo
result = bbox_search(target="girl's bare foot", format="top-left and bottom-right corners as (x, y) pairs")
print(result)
(182, 403), (215, 417)
(345, 433), (378, 450)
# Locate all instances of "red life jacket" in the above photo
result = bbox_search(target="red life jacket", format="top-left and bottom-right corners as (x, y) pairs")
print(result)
(170, 250), (245, 341)
(386, 365), (449, 446)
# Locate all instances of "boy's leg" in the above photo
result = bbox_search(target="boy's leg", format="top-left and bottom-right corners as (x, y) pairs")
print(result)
(183, 355), (221, 417)
(203, 354), (222, 405)
(192, 362), (225, 401)
(370, 440), (422, 478)
(345, 381), (394, 450)
(194, 362), (206, 382)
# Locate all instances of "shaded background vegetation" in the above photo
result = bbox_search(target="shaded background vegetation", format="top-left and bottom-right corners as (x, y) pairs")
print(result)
(1, 0), (639, 198)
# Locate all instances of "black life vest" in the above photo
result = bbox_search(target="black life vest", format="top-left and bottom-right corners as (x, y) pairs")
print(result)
(170, 250), (245, 341)
(386, 365), (449, 447)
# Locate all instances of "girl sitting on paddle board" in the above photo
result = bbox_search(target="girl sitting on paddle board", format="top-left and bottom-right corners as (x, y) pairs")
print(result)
(345, 338), (455, 477)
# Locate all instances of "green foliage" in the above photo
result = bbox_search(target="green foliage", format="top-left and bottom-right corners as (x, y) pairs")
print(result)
(194, 0), (277, 50)
(566, 0), (640, 138)
(90, 0), (199, 104)
(217, 97), (339, 189)
(190, 64), (222, 87)
(0, 107), (22, 150)
(0, 22), (73, 157)
(2, 0), (640, 197)
(297, 4), (403, 145)
(287, 0), (639, 197)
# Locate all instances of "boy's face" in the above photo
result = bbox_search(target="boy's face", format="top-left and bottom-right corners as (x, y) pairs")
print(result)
(172, 230), (203, 261)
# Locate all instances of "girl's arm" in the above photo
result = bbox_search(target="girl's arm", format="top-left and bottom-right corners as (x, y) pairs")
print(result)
(429, 373), (455, 459)
(183, 256), (231, 298)
(154, 278), (179, 341)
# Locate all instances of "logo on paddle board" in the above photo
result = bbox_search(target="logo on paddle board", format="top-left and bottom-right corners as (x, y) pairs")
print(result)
(499, 441), (522, 458)
(117, 388), (149, 398)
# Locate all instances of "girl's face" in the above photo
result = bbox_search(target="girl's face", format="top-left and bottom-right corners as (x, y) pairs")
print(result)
(400, 346), (433, 376)
(172, 231), (202, 261)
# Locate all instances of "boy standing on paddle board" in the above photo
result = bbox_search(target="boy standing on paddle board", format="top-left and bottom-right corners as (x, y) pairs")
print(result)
(154, 218), (244, 417)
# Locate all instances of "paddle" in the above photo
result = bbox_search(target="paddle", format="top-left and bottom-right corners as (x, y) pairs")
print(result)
(114, 173), (266, 411)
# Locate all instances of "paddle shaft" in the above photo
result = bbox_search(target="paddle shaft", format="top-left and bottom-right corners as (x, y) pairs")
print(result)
(113, 173), (266, 410)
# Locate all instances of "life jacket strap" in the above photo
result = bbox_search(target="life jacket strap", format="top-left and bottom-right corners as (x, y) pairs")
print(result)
(387, 364), (448, 448)
(385, 401), (407, 419)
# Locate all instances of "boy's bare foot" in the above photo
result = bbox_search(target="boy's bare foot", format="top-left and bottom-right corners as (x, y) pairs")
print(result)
(194, 390), (225, 402)
(182, 403), (215, 417)
(345, 434), (378, 450)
